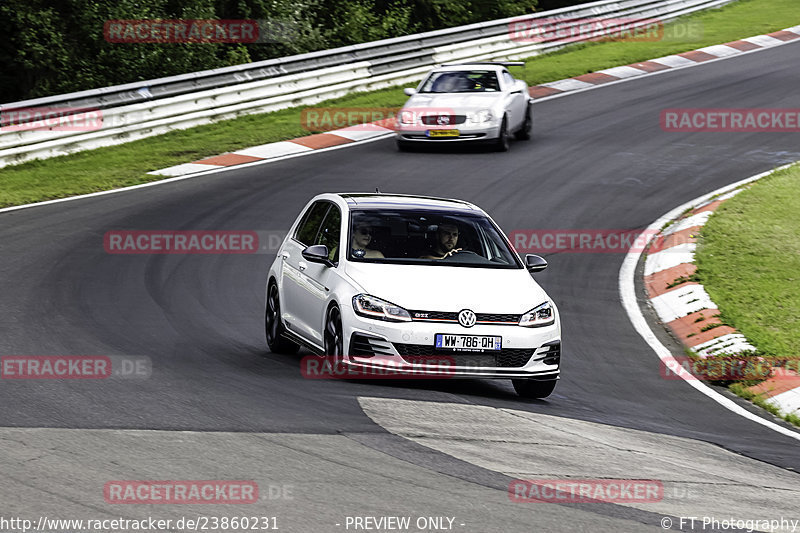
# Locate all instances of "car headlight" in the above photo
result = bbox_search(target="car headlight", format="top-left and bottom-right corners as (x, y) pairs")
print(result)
(352, 294), (412, 322)
(398, 110), (416, 125)
(519, 301), (555, 327)
(469, 109), (494, 123)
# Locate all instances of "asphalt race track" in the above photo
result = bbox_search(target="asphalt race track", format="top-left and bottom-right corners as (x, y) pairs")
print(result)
(1, 40), (799, 532)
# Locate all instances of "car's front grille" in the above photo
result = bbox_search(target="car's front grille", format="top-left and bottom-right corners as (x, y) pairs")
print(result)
(393, 343), (535, 368)
(408, 310), (521, 325)
(420, 115), (467, 125)
(410, 310), (457, 321)
(476, 313), (520, 323)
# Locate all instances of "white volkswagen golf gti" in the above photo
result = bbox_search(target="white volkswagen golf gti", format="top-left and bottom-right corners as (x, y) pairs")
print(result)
(265, 193), (561, 398)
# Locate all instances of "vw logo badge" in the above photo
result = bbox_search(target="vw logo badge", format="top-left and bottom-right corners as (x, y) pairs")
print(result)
(458, 309), (477, 328)
(437, 115), (450, 125)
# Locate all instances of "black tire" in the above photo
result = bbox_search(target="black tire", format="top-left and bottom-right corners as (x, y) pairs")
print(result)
(514, 105), (532, 141)
(323, 304), (344, 362)
(494, 116), (510, 152)
(396, 139), (413, 152)
(265, 282), (300, 354)
(512, 378), (557, 399)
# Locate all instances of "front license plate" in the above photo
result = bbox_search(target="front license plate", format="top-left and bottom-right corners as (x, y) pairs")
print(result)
(427, 129), (459, 138)
(435, 334), (502, 352)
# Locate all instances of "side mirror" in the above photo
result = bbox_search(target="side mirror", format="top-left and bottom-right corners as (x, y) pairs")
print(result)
(403, 88), (417, 96)
(525, 254), (547, 273)
(302, 245), (334, 267)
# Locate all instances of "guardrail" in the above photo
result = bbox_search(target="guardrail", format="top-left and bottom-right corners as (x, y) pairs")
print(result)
(0, 0), (736, 168)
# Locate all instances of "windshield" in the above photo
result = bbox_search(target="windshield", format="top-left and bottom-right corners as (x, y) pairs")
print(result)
(347, 209), (522, 268)
(419, 70), (500, 93)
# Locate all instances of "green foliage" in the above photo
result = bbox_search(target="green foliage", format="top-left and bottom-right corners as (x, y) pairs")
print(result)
(314, 1), (416, 46)
(536, 0), (595, 10)
(412, 0), (535, 31)
(0, 0), (536, 102)
(225, 44), (251, 66)
(0, 0), (223, 99)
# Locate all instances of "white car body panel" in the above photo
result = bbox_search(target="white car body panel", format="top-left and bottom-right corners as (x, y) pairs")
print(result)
(344, 262), (548, 313)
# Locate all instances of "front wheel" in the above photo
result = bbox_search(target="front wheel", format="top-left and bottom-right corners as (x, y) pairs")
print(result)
(323, 304), (344, 363)
(494, 116), (510, 152)
(512, 378), (557, 399)
(265, 283), (300, 354)
(514, 105), (532, 141)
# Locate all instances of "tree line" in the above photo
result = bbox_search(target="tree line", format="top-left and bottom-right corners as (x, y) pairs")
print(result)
(0, 0), (595, 102)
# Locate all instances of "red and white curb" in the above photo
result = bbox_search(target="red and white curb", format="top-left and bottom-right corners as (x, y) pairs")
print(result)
(620, 165), (800, 441)
(149, 25), (800, 178)
(149, 123), (395, 177)
(642, 172), (800, 420)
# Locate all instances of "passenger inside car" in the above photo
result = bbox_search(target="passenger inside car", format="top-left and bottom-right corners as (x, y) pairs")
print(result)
(350, 223), (385, 259)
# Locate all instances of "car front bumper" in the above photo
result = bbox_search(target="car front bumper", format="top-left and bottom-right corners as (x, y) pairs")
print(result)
(341, 308), (561, 380)
(395, 122), (502, 143)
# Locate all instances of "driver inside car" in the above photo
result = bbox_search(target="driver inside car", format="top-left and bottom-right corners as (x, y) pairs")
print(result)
(420, 223), (462, 259)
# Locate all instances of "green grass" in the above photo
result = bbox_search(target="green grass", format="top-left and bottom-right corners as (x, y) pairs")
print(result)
(507, 0), (800, 85)
(2, 0), (800, 207)
(695, 165), (800, 359)
(695, 165), (800, 427)
(729, 383), (784, 416)
(729, 382), (800, 427)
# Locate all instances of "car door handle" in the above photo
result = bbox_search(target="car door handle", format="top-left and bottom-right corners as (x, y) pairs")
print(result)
(281, 252), (290, 260)
(510, 90), (523, 94)
(298, 261), (307, 271)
